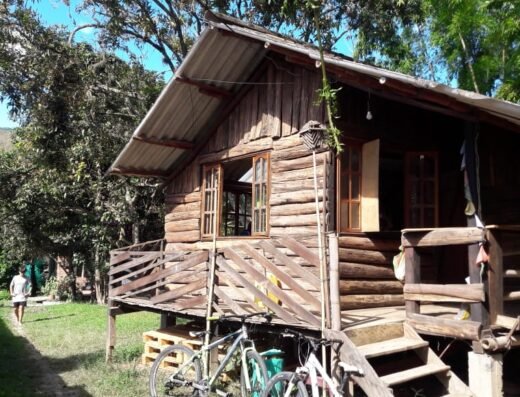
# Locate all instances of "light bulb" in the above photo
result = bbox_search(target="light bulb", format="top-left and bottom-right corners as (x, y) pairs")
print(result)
(366, 110), (373, 120)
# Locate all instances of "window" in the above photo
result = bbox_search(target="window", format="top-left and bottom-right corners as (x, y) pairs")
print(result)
(201, 153), (270, 238)
(337, 139), (380, 233)
(404, 152), (439, 228)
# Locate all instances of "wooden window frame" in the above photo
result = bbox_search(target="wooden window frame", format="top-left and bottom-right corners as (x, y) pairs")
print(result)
(201, 163), (222, 238)
(200, 152), (270, 239)
(404, 151), (439, 228)
(337, 143), (363, 233)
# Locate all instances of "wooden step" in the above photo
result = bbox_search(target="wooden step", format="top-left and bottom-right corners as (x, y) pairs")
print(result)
(380, 364), (450, 386)
(504, 269), (520, 278)
(358, 337), (428, 359)
(503, 250), (520, 257)
(504, 290), (520, 301)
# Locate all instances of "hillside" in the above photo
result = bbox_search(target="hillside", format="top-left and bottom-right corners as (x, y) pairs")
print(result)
(0, 128), (13, 151)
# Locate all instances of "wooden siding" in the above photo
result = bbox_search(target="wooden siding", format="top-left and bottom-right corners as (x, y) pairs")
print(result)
(164, 61), (327, 246)
(338, 233), (403, 310)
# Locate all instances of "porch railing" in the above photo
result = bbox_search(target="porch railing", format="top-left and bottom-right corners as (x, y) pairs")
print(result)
(402, 227), (486, 340)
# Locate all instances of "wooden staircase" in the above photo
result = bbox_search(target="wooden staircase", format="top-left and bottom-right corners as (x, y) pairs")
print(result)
(327, 322), (474, 397)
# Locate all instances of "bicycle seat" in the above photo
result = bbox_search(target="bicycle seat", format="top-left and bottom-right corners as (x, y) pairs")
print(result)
(189, 330), (209, 338)
(339, 362), (364, 376)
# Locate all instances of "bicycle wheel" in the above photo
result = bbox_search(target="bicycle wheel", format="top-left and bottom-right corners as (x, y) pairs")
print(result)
(240, 350), (269, 397)
(149, 344), (202, 397)
(261, 372), (308, 397)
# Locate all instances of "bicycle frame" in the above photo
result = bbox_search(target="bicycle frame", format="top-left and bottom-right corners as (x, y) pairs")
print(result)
(289, 352), (341, 397)
(170, 324), (257, 394)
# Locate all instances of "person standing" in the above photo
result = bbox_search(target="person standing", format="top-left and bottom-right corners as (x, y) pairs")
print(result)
(9, 265), (31, 325)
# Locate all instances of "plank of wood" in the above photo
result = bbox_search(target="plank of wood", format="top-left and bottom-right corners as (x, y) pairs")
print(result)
(110, 253), (184, 285)
(494, 314), (519, 329)
(338, 236), (400, 252)
(404, 283), (485, 302)
(165, 230), (200, 243)
(216, 256), (296, 324)
(164, 219), (199, 233)
(340, 280), (403, 294)
(108, 252), (160, 276)
(171, 295), (207, 311)
(358, 337), (428, 359)
(223, 247), (320, 326)
(110, 251), (208, 297)
(271, 178), (324, 194)
(257, 240), (321, 289)
(486, 229), (504, 324)
(339, 262), (395, 279)
(239, 244), (321, 311)
(279, 237), (320, 267)
(324, 329), (393, 397)
(380, 364), (450, 386)
(405, 247), (420, 315)
(110, 252), (131, 266)
(151, 277), (207, 304)
(340, 294), (404, 310)
(401, 227), (485, 247)
(270, 202), (325, 216)
(123, 273), (203, 299)
(165, 209), (200, 223)
(270, 191), (323, 206)
(504, 269), (520, 278)
(197, 137), (273, 164)
(406, 313), (481, 341)
(339, 248), (394, 265)
(504, 290), (520, 301)
(165, 191), (201, 205)
(214, 285), (248, 315)
(270, 214), (318, 227)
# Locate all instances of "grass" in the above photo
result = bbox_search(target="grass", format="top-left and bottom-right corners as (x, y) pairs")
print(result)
(0, 301), (160, 396)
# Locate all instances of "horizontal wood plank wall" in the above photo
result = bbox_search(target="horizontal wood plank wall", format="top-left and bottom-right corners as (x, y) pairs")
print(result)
(164, 60), (326, 248)
(338, 233), (403, 310)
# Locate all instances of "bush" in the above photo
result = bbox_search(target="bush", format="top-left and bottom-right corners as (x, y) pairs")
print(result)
(41, 276), (58, 297)
(41, 276), (74, 300)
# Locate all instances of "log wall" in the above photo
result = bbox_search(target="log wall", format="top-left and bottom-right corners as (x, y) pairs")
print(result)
(338, 233), (403, 310)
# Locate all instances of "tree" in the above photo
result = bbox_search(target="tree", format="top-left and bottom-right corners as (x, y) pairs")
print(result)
(0, 5), (165, 302)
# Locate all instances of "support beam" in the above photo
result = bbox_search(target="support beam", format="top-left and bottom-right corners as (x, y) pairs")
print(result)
(106, 302), (117, 363)
(176, 76), (233, 98)
(468, 352), (503, 397)
(132, 135), (194, 150)
(160, 312), (177, 328)
(110, 167), (169, 178)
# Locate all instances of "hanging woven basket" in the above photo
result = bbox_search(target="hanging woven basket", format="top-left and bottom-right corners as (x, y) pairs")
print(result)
(299, 120), (326, 151)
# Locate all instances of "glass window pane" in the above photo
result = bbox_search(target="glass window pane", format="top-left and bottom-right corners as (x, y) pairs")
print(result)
(341, 149), (349, 172)
(351, 174), (360, 200)
(410, 182), (420, 206)
(262, 158), (267, 182)
(424, 181), (435, 204)
(423, 156), (435, 176)
(351, 202), (360, 229)
(255, 159), (261, 182)
(340, 202), (349, 231)
(341, 172), (349, 199)
(351, 149), (360, 172)
(254, 185), (260, 207)
(424, 207), (435, 227)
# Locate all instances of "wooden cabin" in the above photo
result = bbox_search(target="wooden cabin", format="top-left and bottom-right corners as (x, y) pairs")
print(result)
(107, 13), (520, 396)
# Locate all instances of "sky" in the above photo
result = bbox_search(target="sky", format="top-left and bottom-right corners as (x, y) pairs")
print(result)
(0, 2), (355, 129)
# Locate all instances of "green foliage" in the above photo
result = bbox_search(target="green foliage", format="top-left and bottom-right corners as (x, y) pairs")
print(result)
(41, 276), (58, 297)
(0, 6), (165, 301)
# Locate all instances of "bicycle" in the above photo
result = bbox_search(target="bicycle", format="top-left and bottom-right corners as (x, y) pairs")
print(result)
(261, 329), (364, 397)
(149, 312), (272, 397)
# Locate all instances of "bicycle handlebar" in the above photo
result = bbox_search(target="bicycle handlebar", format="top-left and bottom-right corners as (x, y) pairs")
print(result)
(281, 329), (343, 351)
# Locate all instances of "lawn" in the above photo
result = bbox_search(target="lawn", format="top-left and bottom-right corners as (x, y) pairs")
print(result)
(0, 300), (160, 397)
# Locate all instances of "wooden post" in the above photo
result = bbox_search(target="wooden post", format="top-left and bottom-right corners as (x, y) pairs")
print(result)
(468, 352), (503, 397)
(487, 229), (503, 325)
(468, 218), (489, 327)
(404, 247), (421, 316)
(106, 302), (116, 363)
(160, 312), (176, 329)
(328, 233), (342, 386)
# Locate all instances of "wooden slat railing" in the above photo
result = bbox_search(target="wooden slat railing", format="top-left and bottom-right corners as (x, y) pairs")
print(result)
(402, 227), (486, 340)
(486, 225), (520, 328)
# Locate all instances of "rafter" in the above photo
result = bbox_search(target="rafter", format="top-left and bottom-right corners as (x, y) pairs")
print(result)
(176, 76), (233, 98)
(110, 167), (169, 179)
(132, 135), (194, 150)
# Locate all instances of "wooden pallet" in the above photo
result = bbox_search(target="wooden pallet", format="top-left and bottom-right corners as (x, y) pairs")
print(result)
(141, 323), (226, 369)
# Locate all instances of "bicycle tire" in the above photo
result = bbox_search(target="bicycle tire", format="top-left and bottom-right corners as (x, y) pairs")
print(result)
(261, 372), (308, 397)
(240, 349), (269, 397)
(149, 344), (202, 397)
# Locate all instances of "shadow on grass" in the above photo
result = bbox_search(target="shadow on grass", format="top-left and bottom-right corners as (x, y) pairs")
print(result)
(0, 315), (92, 397)
(23, 313), (77, 323)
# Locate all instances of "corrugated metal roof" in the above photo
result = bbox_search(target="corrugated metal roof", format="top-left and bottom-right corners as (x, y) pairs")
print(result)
(109, 13), (520, 178)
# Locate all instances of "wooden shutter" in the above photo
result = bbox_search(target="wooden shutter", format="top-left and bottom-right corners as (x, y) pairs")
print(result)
(201, 164), (222, 238)
(252, 153), (270, 236)
(361, 139), (380, 232)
